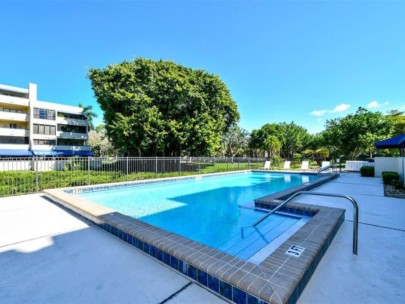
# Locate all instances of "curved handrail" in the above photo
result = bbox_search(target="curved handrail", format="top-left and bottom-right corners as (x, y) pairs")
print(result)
(316, 164), (335, 174)
(253, 191), (359, 255)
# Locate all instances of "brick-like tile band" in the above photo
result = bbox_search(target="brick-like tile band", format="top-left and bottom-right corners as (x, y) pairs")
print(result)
(43, 172), (344, 304)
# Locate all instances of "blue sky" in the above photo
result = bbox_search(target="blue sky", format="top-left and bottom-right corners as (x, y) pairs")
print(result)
(1, 0), (404, 134)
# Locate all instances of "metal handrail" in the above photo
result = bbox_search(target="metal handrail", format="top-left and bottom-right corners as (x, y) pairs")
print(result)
(316, 164), (335, 174)
(253, 191), (359, 255)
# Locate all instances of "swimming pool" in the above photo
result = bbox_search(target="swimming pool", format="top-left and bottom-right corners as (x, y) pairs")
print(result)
(78, 172), (316, 260)
(45, 170), (343, 303)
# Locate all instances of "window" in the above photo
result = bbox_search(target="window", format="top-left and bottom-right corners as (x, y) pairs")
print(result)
(57, 138), (85, 146)
(34, 108), (55, 120)
(33, 139), (56, 145)
(33, 124), (56, 135)
(57, 124), (87, 133)
(0, 136), (29, 144)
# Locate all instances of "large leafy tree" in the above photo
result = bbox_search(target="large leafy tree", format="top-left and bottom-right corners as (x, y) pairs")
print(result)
(249, 122), (309, 158)
(386, 109), (405, 136)
(88, 125), (117, 157)
(323, 107), (393, 159)
(221, 125), (249, 157)
(277, 122), (310, 158)
(88, 58), (239, 156)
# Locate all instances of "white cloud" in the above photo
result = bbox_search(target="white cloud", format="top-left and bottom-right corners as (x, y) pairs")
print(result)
(310, 110), (327, 116)
(331, 103), (351, 113)
(316, 118), (323, 122)
(367, 101), (389, 109)
(367, 101), (378, 109)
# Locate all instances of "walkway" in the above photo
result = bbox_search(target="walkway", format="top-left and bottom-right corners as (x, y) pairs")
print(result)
(297, 173), (405, 304)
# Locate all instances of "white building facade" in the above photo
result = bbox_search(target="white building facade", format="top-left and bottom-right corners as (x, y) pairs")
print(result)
(0, 83), (93, 157)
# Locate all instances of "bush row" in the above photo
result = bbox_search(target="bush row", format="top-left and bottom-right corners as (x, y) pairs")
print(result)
(382, 171), (404, 189)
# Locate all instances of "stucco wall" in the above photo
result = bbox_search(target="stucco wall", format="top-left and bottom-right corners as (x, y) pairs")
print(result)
(374, 157), (405, 179)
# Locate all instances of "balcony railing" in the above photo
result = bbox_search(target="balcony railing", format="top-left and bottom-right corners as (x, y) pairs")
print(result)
(56, 116), (88, 126)
(0, 111), (29, 122)
(0, 127), (29, 137)
(57, 131), (88, 140)
(0, 94), (29, 107)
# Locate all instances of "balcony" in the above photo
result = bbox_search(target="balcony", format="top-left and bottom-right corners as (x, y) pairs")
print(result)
(0, 95), (29, 107)
(55, 145), (91, 151)
(0, 111), (29, 122)
(56, 116), (87, 127)
(57, 131), (88, 140)
(0, 144), (29, 150)
(0, 128), (29, 137)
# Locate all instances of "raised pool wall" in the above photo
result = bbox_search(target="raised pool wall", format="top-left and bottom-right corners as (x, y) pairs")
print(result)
(44, 171), (344, 304)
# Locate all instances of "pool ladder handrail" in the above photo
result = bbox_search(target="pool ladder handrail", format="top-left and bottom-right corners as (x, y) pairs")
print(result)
(316, 164), (336, 175)
(252, 191), (359, 255)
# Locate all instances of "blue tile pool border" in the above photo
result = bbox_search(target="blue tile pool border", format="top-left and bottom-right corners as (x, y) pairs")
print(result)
(44, 171), (345, 304)
(63, 170), (334, 195)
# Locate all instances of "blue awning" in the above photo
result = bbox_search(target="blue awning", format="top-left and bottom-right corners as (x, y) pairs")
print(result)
(374, 134), (405, 149)
(32, 150), (94, 157)
(0, 149), (33, 157)
(375, 134), (405, 149)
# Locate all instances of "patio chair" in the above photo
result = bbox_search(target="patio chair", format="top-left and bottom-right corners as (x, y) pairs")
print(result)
(283, 161), (291, 170)
(262, 160), (271, 170)
(301, 161), (309, 171)
(321, 161), (330, 168)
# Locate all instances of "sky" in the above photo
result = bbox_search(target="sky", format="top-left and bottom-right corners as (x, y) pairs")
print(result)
(1, 0), (404, 134)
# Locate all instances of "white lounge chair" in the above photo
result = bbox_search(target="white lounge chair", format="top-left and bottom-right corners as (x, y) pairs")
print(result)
(301, 161), (309, 171)
(321, 161), (330, 168)
(262, 160), (271, 170)
(283, 161), (291, 170)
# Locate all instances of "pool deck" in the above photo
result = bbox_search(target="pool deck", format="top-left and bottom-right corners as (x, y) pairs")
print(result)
(0, 173), (404, 303)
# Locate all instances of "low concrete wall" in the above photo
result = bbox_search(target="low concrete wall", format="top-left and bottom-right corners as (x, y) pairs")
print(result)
(0, 160), (32, 171)
(374, 157), (405, 179)
(345, 161), (374, 172)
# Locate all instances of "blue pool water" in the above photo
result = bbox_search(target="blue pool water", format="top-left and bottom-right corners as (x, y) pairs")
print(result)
(78, 172), (316, 260)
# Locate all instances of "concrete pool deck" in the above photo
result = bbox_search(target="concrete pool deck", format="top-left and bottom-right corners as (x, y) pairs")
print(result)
(0, 173), (404, 303)
(0, 194), (226, 304)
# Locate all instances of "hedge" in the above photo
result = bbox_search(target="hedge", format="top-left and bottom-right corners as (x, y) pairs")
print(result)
(360, 166), (374, 177)
(382, 171), (400, 185)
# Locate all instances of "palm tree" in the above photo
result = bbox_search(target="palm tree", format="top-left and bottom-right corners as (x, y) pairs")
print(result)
(78, 103), (98, 130)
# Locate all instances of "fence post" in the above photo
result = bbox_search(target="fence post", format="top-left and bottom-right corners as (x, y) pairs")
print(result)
(179, 157), (181, 176)
(156, 156), (158, 175)
(87, 157), (91, 185)
(238, 159), (240, 170)
(126, 156), (129, 181)
(248, 158), (250, 170)
(35, 157), (39, 193)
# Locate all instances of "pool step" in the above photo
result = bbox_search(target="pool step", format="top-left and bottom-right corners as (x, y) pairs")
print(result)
(218, 215), (298, 260)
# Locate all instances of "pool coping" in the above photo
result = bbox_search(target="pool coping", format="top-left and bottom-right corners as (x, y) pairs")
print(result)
(43, 171), (345, 304)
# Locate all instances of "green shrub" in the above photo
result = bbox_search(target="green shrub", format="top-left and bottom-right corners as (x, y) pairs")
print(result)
(391, 179), (404, 189)
(382, 171), (400, 185)
(360, 166), (374, 177)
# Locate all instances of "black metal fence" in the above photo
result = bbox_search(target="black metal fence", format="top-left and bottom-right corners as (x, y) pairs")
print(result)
(0, 156), (266, 197)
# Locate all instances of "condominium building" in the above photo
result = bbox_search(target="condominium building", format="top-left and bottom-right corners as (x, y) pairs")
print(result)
(0, 83), (93, 157)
